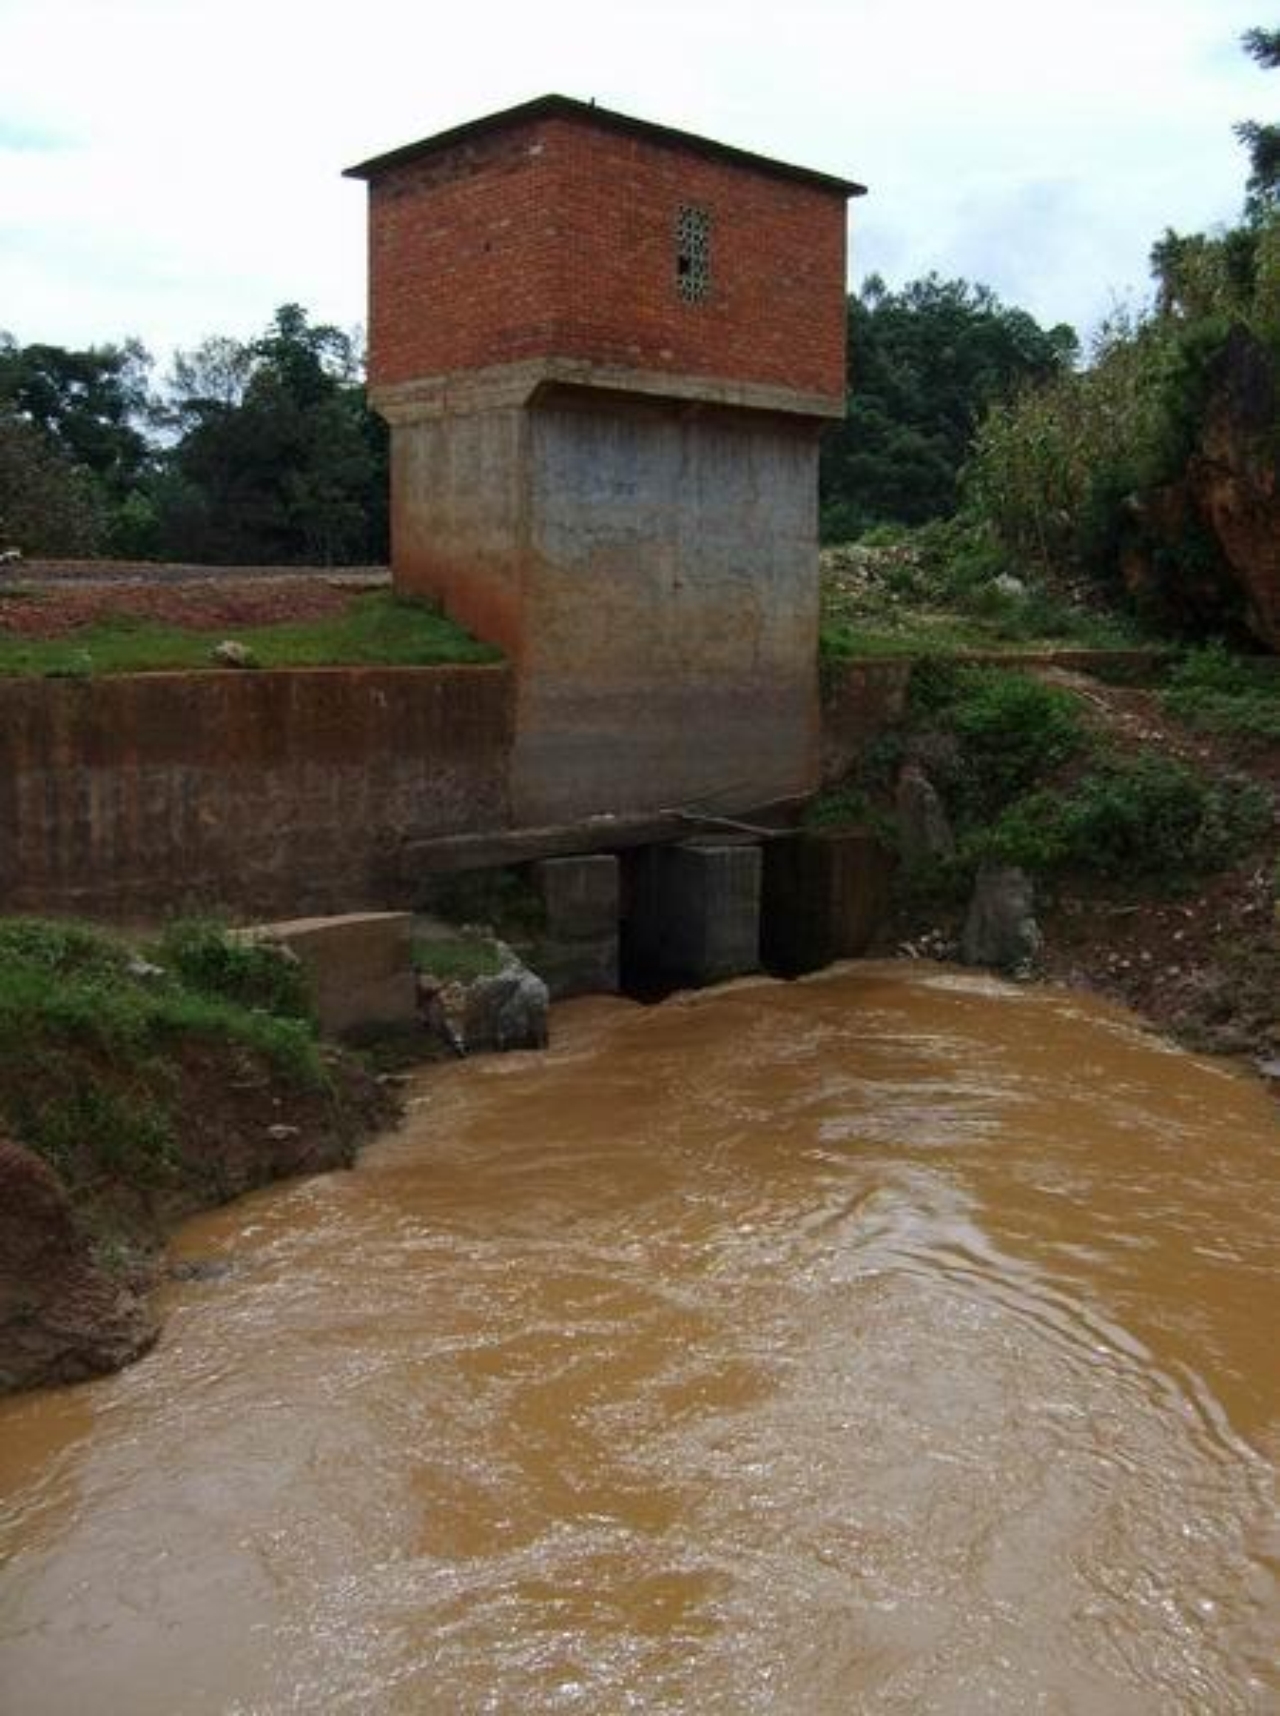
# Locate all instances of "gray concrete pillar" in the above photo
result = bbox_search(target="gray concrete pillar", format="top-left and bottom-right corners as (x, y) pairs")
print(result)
(623, 840), (761, 990)
(529, 854), (620, 998)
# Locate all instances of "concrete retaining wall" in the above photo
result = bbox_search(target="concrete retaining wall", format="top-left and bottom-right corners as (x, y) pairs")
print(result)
(0, 667), (512, 921)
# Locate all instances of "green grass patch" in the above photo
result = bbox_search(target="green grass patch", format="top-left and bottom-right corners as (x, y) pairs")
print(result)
(157, 918), (315, 1024)
(411, 932), (504, 984)
(0, 592), (502, 677)
(0, 916), (327, 1194)
(819, 524), (1145, 665)
(977, 755), (1271, 882)
(819, 603), (1142, 664)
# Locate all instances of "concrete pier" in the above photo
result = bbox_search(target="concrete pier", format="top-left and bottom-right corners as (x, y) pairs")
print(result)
(530, 854), (620, 998)
(623, 841), (762, 992)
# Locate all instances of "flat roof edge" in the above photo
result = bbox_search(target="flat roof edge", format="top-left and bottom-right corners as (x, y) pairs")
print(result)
(343, 94), (867, 197)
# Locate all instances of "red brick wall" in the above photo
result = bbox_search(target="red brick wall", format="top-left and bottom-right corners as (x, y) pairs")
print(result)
(366, 114), (848, 405)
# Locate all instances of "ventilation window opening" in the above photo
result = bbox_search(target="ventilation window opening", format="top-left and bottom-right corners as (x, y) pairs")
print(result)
(675, 204), (712, 303)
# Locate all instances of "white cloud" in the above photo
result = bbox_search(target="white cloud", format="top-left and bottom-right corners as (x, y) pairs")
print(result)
(0, 0), (1269, 357)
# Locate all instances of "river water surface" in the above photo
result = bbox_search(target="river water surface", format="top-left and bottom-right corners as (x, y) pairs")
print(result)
(1, 964), (1279, 1713)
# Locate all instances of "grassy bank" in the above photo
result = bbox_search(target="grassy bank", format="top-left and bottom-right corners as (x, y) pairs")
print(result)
(0, 919), (324, 1206)
(820, 532), (1145, 662)
(0, 917), (394, 1394)
(0, 591), (501, 676)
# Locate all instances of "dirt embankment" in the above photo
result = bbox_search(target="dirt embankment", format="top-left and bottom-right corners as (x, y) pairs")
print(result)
(1027, 673), (1279, 1060)
(0, 570), (387, 638)
(885, 666), (1280, 1075)
(0, 1050), (396, 1397)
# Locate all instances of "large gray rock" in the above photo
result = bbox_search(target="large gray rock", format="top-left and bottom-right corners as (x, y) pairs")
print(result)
(450, 945), (549, 1054)
(895, 763), (955, 866)
(961, 864), (1042, 972)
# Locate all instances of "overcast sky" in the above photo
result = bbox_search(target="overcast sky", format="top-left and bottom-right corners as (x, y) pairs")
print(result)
(0, 0), (1271, 368)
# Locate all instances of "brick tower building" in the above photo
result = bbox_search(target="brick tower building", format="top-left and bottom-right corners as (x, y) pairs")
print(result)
(346, 96), (862, 823)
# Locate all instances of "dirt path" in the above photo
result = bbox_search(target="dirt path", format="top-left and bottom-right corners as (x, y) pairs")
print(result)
(0, 567), (389, 638)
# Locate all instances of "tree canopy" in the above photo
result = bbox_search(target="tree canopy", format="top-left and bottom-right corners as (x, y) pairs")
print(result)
(0, 336), (151, 508)
(0, 306), (387, 564)
(1237, 25), (1280, 219)
(965, 24), (1280, 641)
(819, 274), (1077, 540)
(156, 305), (387, 565)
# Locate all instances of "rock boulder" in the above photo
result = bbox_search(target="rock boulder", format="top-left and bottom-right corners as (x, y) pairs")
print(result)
(962, 864), (1043, 973)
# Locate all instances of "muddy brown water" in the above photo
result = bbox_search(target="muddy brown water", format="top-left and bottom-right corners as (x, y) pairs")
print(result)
(1, 965), (1279, 1714)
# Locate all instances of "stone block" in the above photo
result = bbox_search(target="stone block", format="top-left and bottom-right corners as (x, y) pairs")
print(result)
(242, 911), (417, 1036)
(532, 854), (620, 941)
(627, 841), (761, 988)
(525, 935), (620, 1001)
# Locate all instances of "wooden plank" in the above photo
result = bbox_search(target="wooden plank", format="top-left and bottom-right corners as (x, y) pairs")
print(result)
(400, 798), (806, 873)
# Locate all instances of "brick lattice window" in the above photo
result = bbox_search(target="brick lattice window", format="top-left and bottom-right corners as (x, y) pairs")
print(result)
(675, 205), (712, 302)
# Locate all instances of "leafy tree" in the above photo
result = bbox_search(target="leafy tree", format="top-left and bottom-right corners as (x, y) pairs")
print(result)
(162, 335), (255, 429)
(1237, 25), (1280, 219)
(966, 26), (1280, 638)
(156, 305), (387, 564)
(0, 334), (152, 504)
(0, 411), (104, 553)
(820, 274), (1077, 539)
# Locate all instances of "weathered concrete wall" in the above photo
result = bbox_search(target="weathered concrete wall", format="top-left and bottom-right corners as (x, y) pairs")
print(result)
(514, 394), (822, 822)
(386, 392), (822, 826)
(820, 660), (913, 787)
(390, 408), (529, 656)
(0, 668), (512, 921)
(761, 830), (893, 974)
(622, 840), (762, 990)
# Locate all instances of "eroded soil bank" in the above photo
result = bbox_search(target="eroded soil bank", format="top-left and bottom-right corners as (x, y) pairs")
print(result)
(839, 656), (1280, 1075)
(0, 1053), (393, 1396)
(0, 918), (398, 1397)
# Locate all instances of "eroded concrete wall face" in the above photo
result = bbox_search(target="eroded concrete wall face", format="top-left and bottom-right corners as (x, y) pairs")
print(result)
(391, 409), (529, 658)
(245, 913), (418, 1035)
(0, 668), (512, 921)
(512, 397), (821, 822)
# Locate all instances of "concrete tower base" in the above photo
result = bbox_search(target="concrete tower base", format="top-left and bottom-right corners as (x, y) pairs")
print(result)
(382, 381), (823, 827)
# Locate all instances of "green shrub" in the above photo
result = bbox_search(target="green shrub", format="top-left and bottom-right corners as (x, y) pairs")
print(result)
(156, 918), (315, 1023)
(804, 783), (874, 831)
(908, 665), (1086, 820)
(10, 1080), (177, 1186)
(978, 790), (1075, 873)
(979, 754), (1271, 880)
(1164, 645), (1280, 741)
(951, 671), (1083, 800)
(417, 867), (546, 939)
